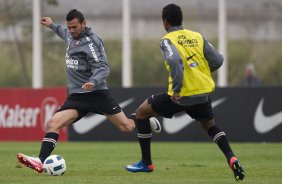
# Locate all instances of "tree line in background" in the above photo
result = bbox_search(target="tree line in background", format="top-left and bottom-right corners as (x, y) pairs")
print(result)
(0, 0), (281, 88)
(0, 0), (58, 87)
(1, 39), (282, 88)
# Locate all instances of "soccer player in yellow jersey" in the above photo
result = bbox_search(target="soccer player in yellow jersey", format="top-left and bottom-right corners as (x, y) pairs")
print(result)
(126, 4), (245, 181)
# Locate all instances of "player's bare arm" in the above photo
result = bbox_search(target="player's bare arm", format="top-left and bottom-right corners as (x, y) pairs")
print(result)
(40, 17), (53, 27)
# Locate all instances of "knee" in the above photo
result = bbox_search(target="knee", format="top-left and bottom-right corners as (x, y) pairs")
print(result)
(118, 119), (136, 133)
(200, 119), (215, 132)
(135, 109), (142, 119)
(119, 127), (133, 133)
(46, 118), (59, 132)
(136, 107), (147, 119)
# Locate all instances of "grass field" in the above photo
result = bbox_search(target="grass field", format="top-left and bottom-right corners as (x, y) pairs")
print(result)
(1, 142), (281, 184)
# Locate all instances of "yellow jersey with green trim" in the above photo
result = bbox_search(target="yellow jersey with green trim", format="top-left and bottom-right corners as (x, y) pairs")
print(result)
(162, 29), (215, 96)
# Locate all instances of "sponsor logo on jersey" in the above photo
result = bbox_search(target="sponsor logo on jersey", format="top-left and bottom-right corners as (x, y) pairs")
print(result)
(74, 40), (80, 47)
(88, 43), (99, 62)
(189, 62), (198, 68)
(177, 35), (199, 47)
(164, 39), (173, 57)
(65, 54), (79, 69)
(186, 54), (196, 61)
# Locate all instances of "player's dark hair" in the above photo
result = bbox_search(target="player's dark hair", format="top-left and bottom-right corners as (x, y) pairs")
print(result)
(162, 4), (183, 26)
(66, 9), (85, 23)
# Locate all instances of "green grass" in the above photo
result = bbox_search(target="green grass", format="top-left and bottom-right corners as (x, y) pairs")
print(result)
(1, 142), (281, 184)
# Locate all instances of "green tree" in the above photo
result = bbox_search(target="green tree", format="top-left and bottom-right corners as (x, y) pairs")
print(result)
(0, 0), (58, 87)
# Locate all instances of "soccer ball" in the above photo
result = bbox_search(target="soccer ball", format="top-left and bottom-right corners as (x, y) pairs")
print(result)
(149, 117), (161, 133)
(43, 155), (66, 176)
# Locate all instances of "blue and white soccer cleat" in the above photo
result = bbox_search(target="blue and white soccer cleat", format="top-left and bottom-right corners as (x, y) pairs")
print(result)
(149, 117), (161, 134)
(125, 161), (155, 173)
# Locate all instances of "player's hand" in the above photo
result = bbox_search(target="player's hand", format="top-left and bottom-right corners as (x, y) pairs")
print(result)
(171, 91), (182, 103)
(82, 82), (94, 91)
(40, 17), (53, 26)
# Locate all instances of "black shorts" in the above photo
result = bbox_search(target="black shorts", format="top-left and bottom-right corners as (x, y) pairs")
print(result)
(57, 90), (122, 122)
(148, 93), (214, 120)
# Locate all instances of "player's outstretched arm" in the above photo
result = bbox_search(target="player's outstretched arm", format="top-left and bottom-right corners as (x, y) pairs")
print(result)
(40, 17), (53, 27)
(41, 17), (69, 43)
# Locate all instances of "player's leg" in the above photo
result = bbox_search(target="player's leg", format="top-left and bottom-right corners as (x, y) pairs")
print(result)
(106, 110), (161, 133)
(200, 119), (245, 181)
(17, 109), (78, 173)
(92, 90), (135, 132)
(126, 93), (178, 173)
(136, 99), (161, 164)
(97, 89), (160, 133)
(106, 111), (135, 133)
(125, 99), (156, 172)
(202, 119), (245, 181)
(38, 109), (78, 162)
(191, 100), (245, 181)
(200, 118), (236, 163)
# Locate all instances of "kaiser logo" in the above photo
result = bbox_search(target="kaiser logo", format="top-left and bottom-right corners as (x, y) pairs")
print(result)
(40, 97), (59, 131)
(0, 104), (40, 128)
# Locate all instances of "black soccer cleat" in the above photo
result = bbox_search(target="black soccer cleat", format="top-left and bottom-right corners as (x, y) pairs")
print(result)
(229, 157), (245, 181)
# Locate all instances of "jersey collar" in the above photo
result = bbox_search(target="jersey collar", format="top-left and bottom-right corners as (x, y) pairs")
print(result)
(168, 25), (184, 33)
